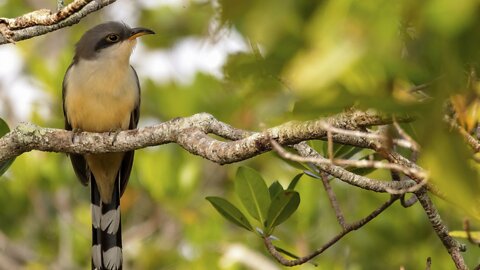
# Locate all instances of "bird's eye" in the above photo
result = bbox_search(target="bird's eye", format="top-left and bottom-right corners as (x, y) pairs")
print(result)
(106, 34), (119, 42)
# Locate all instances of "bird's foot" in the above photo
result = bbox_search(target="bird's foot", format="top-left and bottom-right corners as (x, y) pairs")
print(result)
(71, 128), (83, 144)
(109, 130), (121, 146)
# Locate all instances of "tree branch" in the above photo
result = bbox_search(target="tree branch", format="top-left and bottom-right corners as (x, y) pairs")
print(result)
(293, 142), (417, 193)
(0, 0), (116, 44)
(445, 115), (480, 153)
(415, 188), (467, 270)
(270, 139), (427, 181)
(0, 111), (395, 164)
(0, 112), (423, 194)
(263, 195), (399, 266)
(319, 172), (347, 229)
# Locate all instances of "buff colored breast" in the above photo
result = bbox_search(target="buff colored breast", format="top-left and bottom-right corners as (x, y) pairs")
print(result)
(64, 58), (138, 132)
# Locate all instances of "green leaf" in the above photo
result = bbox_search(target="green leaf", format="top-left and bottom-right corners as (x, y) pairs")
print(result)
(0, 118), (14, 177)
(235, 166), (271, 224)
(265, 191), (300, 233)
(287, 173), (303, 190)
(206, 196), (253, 232)
(269, 181), (284, 200)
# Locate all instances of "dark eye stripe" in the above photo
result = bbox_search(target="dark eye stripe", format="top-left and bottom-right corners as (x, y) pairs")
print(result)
(94, 33), (123, 52)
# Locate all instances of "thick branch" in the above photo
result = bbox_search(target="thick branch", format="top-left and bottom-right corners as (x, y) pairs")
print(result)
(0, 111), (392, 164)
(0, 112), (420, 194)
(0, 0), (116, 44)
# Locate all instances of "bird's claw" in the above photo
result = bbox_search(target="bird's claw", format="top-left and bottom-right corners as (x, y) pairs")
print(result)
(71, 128), (82, 144)
(109, 130), (121, 146)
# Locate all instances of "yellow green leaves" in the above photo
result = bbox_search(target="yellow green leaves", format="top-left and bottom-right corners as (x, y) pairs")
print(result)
(206, 166), (301, 236)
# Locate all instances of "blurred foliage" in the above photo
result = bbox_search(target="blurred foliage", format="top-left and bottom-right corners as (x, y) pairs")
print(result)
(0, 0), (480, 269)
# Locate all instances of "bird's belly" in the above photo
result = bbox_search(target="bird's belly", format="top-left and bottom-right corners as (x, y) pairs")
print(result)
(64, 65), (138, 132)
(64, 58), (139, 132)
(67, 93), (135, 132)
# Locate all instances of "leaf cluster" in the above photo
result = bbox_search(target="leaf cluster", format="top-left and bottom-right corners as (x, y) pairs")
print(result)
(207, 167), (301, 236)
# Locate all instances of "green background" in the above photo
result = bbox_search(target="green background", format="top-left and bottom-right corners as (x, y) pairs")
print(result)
(0, 0), (479, 269)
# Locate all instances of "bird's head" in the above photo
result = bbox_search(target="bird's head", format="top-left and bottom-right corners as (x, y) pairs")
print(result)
(73, 21), (155, 63)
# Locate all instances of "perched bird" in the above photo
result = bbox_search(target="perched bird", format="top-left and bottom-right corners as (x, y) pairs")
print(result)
(62, 21), (154, 270)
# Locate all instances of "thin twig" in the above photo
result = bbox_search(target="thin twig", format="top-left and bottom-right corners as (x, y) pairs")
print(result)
(400, 194), (418, 207)
(327, 130), (334, 160)
(463, 219), (480, 246)
(263, 196), (398, 266)
(391, 170), (417, 207)
(384, 178), (428, 194)
(319, 172), (346, 229)
(392, 117), (420, 152)
(415, 189), (467, 270)
(270, 140), (427, 189)
(320, 121), (417, 151)
(293, 143), (418, 193)
(446, 116), (480, 152)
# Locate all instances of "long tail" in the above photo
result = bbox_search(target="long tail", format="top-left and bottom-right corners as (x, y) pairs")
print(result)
(91, 177), (123, 270)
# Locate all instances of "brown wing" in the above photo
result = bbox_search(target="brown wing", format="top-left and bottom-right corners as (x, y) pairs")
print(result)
(63, 64), (89, 186)
(118, 66), (141, 196)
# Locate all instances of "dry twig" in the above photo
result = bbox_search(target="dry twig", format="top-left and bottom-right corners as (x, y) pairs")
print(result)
(446, 116), (480, 153)
(263, 196), (398, 266)
(270, 139), (427, 194)
(319, 172), (346, 229)
(415, 188), (467, 270)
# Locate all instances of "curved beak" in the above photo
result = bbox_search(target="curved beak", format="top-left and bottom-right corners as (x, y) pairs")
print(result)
(128, 27), (155, 40)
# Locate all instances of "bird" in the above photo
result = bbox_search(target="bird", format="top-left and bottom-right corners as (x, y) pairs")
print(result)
(62, 21), (154, 270)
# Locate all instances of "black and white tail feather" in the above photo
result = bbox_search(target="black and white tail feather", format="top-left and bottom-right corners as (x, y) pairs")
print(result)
(91, 175), (123, 270)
